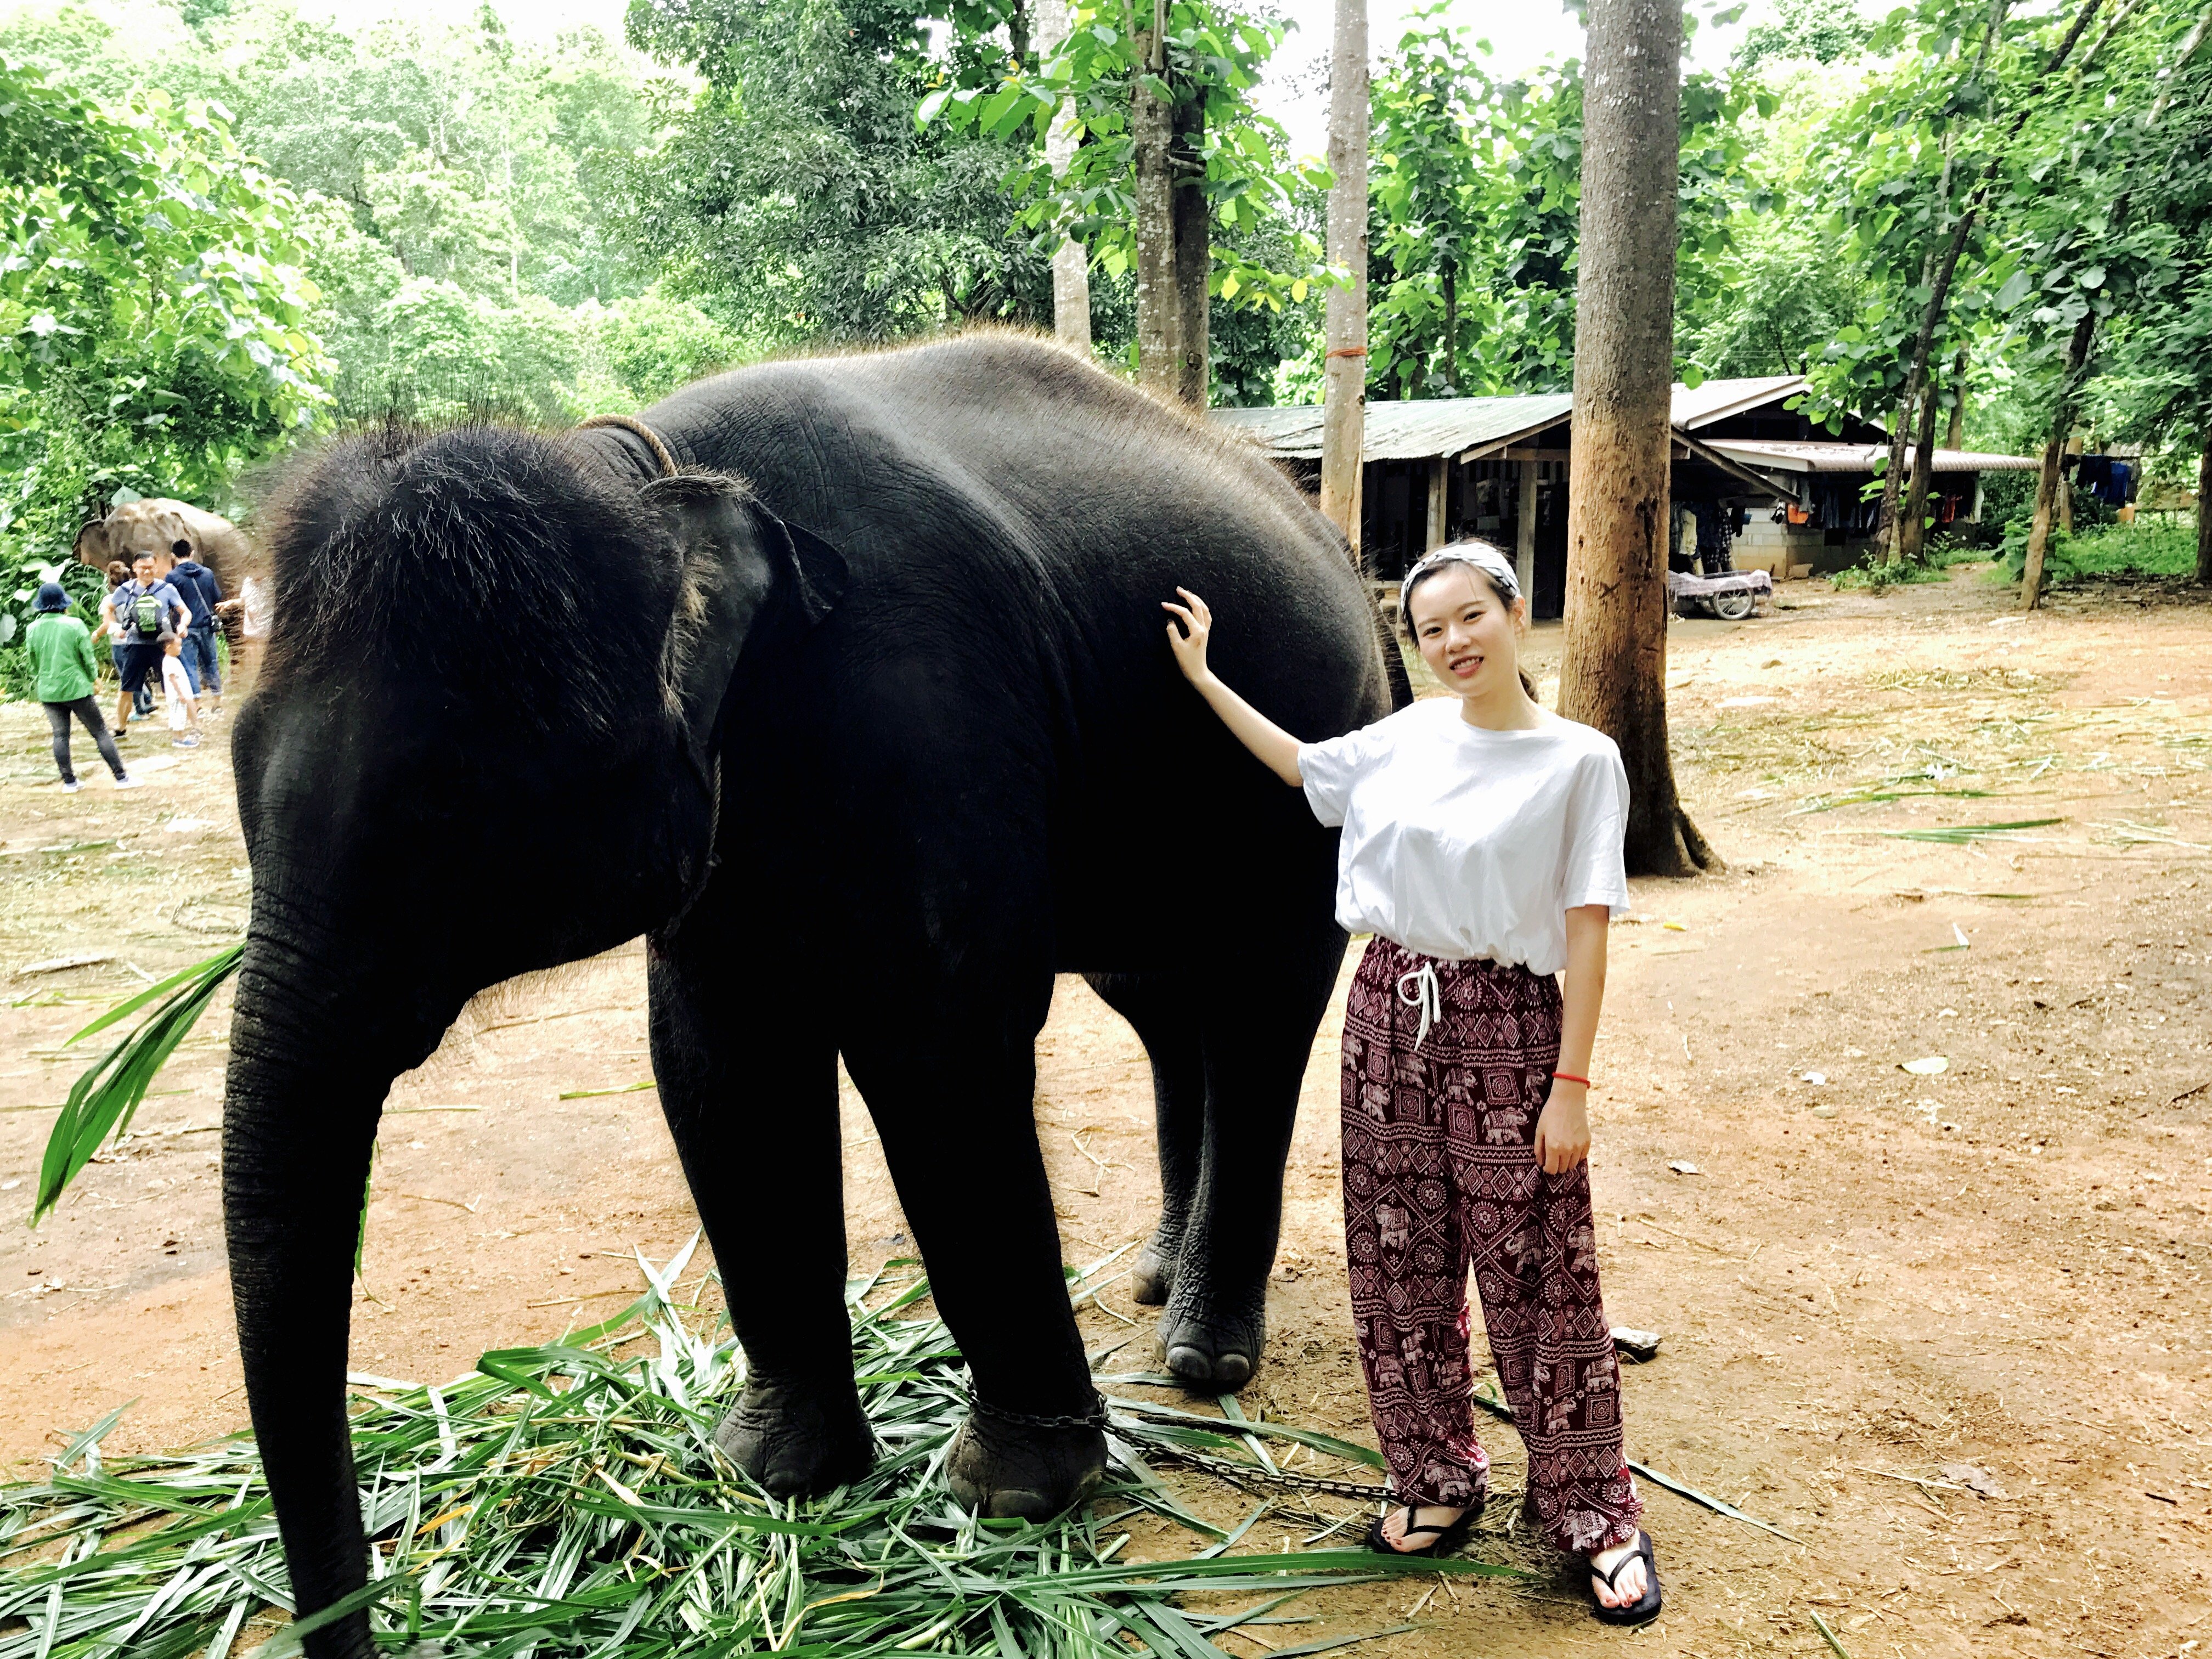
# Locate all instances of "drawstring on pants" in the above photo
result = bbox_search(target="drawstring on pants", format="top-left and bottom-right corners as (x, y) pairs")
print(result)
(1396, 961), (1442, 1051)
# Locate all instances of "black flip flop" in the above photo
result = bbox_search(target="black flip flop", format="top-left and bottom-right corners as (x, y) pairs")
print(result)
(1588, 1531), (1662, 1625)
(1364, 1500), (1480, 1559)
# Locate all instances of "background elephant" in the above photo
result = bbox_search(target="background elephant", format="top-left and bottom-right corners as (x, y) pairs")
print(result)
(224, 334), (1406, 1659)
(74, 495), (255, 590)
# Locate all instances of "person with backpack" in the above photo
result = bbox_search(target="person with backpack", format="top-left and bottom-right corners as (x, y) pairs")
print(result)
(99, 552), (190, 741)
(24, 583), (135, 792)
(166, 546), (225, 713)
(93, 560), (156, 723)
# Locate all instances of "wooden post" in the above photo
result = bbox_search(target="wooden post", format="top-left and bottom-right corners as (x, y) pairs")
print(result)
(2059, 431), (2081, 534)
(1516, 459), (1538, 597)
(1425, 458), (1449, 552)
(1318, 0), (1368, 543)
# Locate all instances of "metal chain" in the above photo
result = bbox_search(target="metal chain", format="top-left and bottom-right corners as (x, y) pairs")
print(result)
(965, 1389), (1110, 1431)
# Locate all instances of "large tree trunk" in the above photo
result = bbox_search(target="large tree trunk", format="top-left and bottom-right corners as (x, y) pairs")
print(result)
(1131, 0), (1178, 398)
(1318, 0), (1367, 549)
(2199, 429), (2212, 585)
(1558, 0), (1714, 877)
(1171, 83), (1209, 407)
(1898, 371), (1940, 563)
(2021, 311), (2098, 610)
(1038, 0), (1091, 349)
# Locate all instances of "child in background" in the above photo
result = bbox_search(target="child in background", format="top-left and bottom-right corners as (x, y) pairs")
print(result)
(161, 635), (201, 749)
(24, 582), (134, 791)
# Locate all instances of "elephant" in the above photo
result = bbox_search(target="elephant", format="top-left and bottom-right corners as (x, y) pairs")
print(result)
(223, 333), (1407, 1659)
(74, 495), (255, 591)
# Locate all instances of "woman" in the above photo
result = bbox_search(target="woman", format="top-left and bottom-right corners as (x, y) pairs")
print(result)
(24, 582), (134, 792)
(1161, 542), (1660, 1624)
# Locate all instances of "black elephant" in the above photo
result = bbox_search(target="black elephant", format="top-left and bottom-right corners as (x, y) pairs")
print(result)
(223, 333), (1406, 1658)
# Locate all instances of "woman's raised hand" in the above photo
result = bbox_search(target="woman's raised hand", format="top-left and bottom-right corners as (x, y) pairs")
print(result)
(1161, 587), (1214, 685)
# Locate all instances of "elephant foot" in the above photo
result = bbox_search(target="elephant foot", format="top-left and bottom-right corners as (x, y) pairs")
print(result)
(1128, 1226), (1180, 1306)
(713, 1375), (874, 1498)
(945, 1397), (1107, 1520)
(1159, 1302), (1266, 1391)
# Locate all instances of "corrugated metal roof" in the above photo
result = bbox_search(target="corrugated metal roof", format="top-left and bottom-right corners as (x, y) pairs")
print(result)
(1210, 394), (1571, 461)
(1669, 375), (1808, 429)
(1210, 387), (2036, 476)
(1702, 439), (2041, 475)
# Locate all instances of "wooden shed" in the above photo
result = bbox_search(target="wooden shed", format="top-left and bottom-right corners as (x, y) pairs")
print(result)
(1211, 376), (2039, 618)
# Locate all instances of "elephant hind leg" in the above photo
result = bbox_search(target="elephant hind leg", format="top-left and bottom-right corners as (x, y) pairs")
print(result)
(1082, 970), (1204, 1307)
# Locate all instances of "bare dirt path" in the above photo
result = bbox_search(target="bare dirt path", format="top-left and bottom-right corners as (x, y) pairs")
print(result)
(3, 565), (2208, 1657)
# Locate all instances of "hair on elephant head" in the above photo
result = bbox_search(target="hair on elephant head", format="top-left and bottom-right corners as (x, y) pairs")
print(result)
(231, 421), (844, 1071)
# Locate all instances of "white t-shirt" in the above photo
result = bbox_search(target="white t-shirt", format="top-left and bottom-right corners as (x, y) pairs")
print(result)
(162, 654), (194, 729)
(1296, 698), (1632, 974)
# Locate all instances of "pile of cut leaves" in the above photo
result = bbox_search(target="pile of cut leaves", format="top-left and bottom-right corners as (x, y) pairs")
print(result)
(0, 1243), (1514, 1659)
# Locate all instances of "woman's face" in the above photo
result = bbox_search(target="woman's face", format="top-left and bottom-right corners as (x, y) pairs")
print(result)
(1406, 565), (1525, 700)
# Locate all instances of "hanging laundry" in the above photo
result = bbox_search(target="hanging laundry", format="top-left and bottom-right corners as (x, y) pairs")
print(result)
(1685, 500), (1736, 573)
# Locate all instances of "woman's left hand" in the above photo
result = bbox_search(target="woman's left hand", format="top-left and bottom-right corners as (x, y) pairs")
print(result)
(1533, 1083), (1590, 1175)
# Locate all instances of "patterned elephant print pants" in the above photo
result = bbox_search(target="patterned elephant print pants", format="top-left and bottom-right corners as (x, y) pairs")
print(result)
(1341, 938), (1643, 1556)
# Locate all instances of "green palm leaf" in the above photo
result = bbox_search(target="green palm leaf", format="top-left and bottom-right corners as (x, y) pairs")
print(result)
(31, 944), (243, 1228)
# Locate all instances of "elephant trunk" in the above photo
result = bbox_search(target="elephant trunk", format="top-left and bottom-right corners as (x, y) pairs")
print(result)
(222, 920), (400, 1659)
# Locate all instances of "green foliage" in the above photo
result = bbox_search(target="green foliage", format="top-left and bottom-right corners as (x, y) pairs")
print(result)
(1366, 14), (1775, 399)
(0, 1244), (1512, 1655)
(1999, 515), (2200, 586)
(34, 944), (245, 1227)
(1734, 0), (1871, 71)
(918, 0), (1329, 335)
(629, 0), (1060, 346)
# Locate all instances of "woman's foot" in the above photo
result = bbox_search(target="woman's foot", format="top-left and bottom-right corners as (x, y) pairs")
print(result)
(1368, 1503), (1472, 1555)
(1587, 1531), (1661, 1623)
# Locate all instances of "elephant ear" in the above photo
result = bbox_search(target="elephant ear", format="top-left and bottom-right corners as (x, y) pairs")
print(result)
(645, 476), (847, 777)
(74, 520), (110, 567)
(777, 520), (847, 629)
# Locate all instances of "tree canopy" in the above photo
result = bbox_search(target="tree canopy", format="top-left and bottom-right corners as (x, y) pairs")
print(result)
(0, 0), (2208, 606)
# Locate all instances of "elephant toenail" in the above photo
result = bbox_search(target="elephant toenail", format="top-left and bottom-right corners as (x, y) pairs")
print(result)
(1166, 1344), (1215, 1381)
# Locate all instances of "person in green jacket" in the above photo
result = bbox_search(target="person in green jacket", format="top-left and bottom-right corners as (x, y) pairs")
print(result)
(25, 583), (135, 793)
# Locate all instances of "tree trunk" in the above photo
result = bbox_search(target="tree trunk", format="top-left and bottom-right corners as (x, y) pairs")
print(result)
(1946, 347), (1968, 448)
(1171, 82), (1209, 407)
(1318, 0), (1368, 548)
(2059, 436), (2075, 534)
(1876, 385), (1915, 564)
(2022, 311), (2098, 610)
(2198, 428), (2212, 585)
(1039, 0), (1092, 350)
(1899, 371), (1940, 563)
(1441, 261), (1458, 395)
(1558, 0), (1714, 878)
(1131, 0), (1178, 398)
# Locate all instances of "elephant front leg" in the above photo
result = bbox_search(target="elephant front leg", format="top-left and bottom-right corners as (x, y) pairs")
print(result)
(648, 935), (872, 1497)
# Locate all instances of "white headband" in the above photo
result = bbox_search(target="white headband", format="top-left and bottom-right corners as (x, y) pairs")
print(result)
(1402, 540), (1520, 603)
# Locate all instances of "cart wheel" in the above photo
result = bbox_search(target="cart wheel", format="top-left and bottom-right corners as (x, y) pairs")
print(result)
(1713, 591), (1755, 620)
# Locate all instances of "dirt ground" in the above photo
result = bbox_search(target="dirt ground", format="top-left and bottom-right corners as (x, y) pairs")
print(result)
(3, 565), (2209, 1658)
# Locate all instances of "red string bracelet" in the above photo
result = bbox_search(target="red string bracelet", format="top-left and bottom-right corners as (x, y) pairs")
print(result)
(1551, 1071), (1590, 1086)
